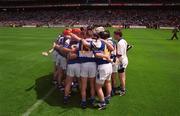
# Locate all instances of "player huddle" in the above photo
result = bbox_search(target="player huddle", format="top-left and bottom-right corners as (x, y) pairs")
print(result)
(45, 26), (132, 110)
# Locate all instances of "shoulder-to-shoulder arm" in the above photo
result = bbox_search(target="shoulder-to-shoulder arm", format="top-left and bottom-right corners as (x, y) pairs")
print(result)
(100, 39), (114, 51)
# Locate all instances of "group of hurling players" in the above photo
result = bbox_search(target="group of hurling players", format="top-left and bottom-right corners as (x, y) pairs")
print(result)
(44, 26), (133, 110)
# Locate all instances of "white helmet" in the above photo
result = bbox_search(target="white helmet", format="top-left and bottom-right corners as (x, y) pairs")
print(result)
(95, 26), (105, 34)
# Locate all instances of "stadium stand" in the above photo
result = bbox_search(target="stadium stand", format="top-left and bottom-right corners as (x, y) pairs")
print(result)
(0, 0), (179, 28)
(0, 9), (179, 27)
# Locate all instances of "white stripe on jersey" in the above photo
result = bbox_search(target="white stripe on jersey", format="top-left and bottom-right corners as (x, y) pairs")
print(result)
(79, 38), (94, 58)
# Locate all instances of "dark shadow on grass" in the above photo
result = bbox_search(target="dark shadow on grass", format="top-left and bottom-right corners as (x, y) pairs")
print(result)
(33, 73), (81, 109)
(166, 38), (179, 41)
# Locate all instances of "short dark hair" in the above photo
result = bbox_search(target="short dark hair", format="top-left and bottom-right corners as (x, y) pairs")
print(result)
(114, 30), (123, 37)
(87, 25), (94, 30)
(80, 27), (85, 31)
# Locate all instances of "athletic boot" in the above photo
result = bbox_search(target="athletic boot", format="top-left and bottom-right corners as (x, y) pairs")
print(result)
(63, 96), (69, 104)
(105, 96), (111, 104)
(89, 97), (96, 107)
(58, 85), (64, 92)
(119, 89), (126, 96)
(97, 101), (106, 110)
(80, 100), (87, 109)
(111, 87), (116, 96)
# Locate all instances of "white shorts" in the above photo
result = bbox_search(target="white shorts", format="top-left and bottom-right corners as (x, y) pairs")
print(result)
(56, 54), (67, 70)
(80, 62), (97, 78)
(66, 63), (81, 78)
(52, 50), (58, 62)
(112, 63), (118, 73)
(96, 63), (112, 85)
(118, 58), (128, 70)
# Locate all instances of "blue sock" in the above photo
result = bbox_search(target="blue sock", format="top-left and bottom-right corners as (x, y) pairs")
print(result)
(90, 96), (95, 100)
(64, 96), (68, 99)
(100, 100), (105, 104)
(82, 99), (86, 102)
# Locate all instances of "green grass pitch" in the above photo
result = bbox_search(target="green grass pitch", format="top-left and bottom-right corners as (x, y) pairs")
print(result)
(0, 27), (180, 116)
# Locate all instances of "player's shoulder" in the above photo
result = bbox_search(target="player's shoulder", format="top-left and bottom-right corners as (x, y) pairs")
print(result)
(91, 39), (104, 49)
(107, 38), (113, 43)
(117, 39), (127, 47)
(107, 38), (116, 45)
(57, 35), (65, 41)
(118, 38), (127, 44)
(64, 38), (71, 46)
(86, 38), (93, 42)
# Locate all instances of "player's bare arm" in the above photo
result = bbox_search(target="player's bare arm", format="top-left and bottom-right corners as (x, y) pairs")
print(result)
(69, 33), (82, 41)
(100, 39), (114, 51)
(95, 53), (112, 63)
(69, 33), (91, 48)
(60, 46), (76, 53)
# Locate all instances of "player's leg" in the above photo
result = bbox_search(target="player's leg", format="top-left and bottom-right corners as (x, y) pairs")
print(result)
(57, 55), (64, 89)
(59, 57), (67, 91)
(96, 83), (104, 101)
(105, 79), (112, 104)
(61, 69), (66, 87)
(81, 78), (87, 100)
(52, 51), (58, 85)
(111, 72), (116, 94)
(118, 70), (126, 96)
(104, 63), (112, 103)
(111, 63), (118, 95)
(63, 64), (74, 104)
(88, 62), (96, 106)
(80, 77), (87, 108)
(52, 63), (58, 85)
(111, 73), (116, 88)
(95, 64), (108, 110)
(74, 63), (81, 90)
(89, 78), (95, 105)
(95, 81), (106, 110)
(64, 75), (73, 104)
(80, 63), (89, 108)
(55, 55), (61, 85)
(118, 59), (128, 96)
(171, 34), (175, 40)
(72, 77), (81, 91)
(55, 66), (61, 86)
(57, 68), (64, 90)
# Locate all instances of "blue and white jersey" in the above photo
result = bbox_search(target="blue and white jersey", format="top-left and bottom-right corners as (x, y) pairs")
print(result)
(92, 39), (111, 65)
(78, 38), (95, 63)
(107, 37), (117, 62)
(54, 35), (62, 52)
(55, 35), (69, 57)
(66, 40), (80, 64)
(63, 38), (71, 48)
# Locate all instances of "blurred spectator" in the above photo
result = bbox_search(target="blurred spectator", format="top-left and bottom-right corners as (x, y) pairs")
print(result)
(0, 9), (179, 27)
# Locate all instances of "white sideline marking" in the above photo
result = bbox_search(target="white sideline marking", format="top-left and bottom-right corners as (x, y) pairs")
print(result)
(22, 87), (56, 116)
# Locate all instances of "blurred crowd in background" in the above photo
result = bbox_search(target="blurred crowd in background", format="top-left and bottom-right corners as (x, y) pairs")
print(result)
(0, 9), (179, 28)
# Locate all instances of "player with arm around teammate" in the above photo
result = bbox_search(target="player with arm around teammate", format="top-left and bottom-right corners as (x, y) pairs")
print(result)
(105, 30), (118, 96)
(69, 27), (114, 110)
(66, 26), (97, 108)
(53, 29), (72, 91)
(78, 26), (97, 108)
(93, 30), (114, 110)
(63, 28), (82, 104)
